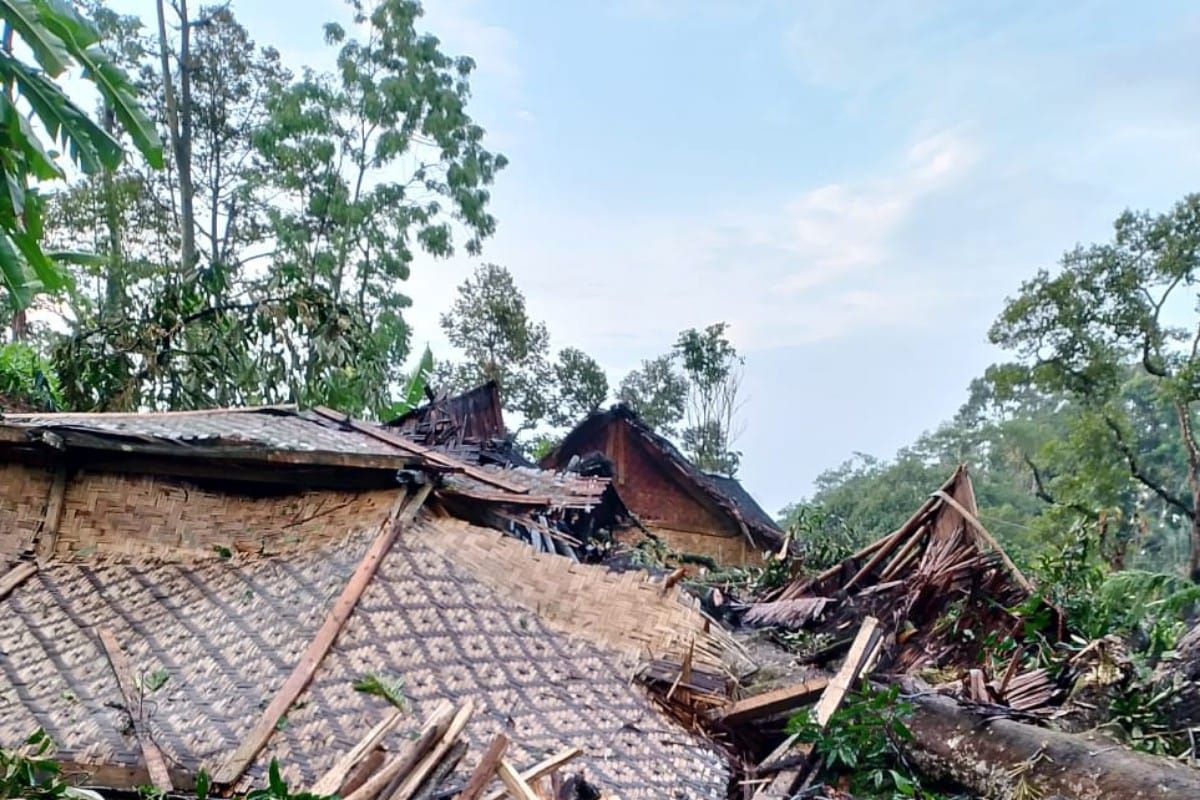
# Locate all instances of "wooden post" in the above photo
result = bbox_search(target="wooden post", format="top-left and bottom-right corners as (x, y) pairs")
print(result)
(458, 734), (509, 800)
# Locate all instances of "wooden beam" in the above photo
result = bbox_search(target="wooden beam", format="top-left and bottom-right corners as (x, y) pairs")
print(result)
(97, 627), (174, 791)
(34, 466), (67, 562)
(458, 734), (509, 800)
(706, 677), (830, 726)
(212, 485), (430, 786)
(386, 700), (475, 800)
(0, 561), (37, 601)
(310, 407), (529, 494)
(482, 748), (582, 800)
(755, 617), (883, 799)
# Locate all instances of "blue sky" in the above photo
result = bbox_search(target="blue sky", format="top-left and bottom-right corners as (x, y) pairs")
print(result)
(114, 0), (1200, 514)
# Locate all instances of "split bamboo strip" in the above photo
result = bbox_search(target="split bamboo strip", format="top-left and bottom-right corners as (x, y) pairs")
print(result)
(0, 561), (37, 601)
(342, 701), (455, 800)
(497, 760), (540, 800)
(310, 708), (405, 794)
(213, 485), (429, 786)
(386, 700), (475, 800)
(481, 748), (582, 800)
(33, 466), (67, 562)
(97, 628), (174, 791)
(932, 490), (1036, 593)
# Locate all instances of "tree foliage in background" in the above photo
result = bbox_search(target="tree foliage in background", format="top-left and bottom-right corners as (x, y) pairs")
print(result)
(676, 322), (744, 475)
(619, 353), (687, 436)
(41, 0), (504, 416)
(0, 0), (161, 312)
(990, 195), (1200, 580)
(437, 263), (608, 435)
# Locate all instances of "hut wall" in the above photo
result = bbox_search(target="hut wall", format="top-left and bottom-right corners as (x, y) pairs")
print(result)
(0, 461), (55, 562)
(0, 461), (400, 563)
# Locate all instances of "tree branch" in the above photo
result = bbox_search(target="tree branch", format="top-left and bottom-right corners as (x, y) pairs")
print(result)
(1103, 413), (1194, 516)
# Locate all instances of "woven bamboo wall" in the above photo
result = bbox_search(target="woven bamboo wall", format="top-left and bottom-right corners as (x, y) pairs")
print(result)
(50, 470), (400, 561)
(628, 524), (764, 566)
(0, 461), (401, 562)
(419, 516), (754, 675)
(0, 462), (54, 563)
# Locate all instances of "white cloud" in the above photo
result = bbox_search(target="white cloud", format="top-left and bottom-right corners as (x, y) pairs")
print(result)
(419, 0), (521, 89)
(404, 127), (981, 370)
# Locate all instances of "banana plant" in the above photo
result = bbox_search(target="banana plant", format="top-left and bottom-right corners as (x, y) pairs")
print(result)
(0, 0), (162, 309)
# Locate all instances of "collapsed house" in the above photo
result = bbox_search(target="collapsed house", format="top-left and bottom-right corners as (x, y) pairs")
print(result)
(541, 404), (784, 566)
(0, 406), (753, 798)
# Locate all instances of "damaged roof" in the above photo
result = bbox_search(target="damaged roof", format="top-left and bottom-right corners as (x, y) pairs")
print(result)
(385, 381), (532, 468)
(543, 404), (785, 547)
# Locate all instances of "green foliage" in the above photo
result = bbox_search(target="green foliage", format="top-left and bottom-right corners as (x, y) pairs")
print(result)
(190, 760), (333, 800)
(353, 673), (408, 710)
(990, 194), (1200, 579)
(675, 323), (743, 475)
(788, 687), (932, 799)
(0, 342), (60, 410)
(550, 347), (608, 427)
(618, 353), (687, 436)
(44, 0), (503, 417)
(0, 0), (161, 309)
(386, 345), (435, 418)
(438, 263), (608, 436)
(1, 729), (101, 800)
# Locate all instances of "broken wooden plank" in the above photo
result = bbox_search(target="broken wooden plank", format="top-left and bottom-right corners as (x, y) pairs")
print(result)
(310, 708), (405, 795)
(97, 627), (174, 792)
(755, 617), (883, 798)
(481, 748), (583, 800)
(0, 561), (37, 601)
(34, 466), (67, 563)
(497, 759), (540, 800)
(458, 733), (509, 800)
(212, 485), (430, 786)
(411, 740), (467, 800)
(387, 700), (475, 800)
(707, 676), (830, 726)
(342, 701), (455, 800)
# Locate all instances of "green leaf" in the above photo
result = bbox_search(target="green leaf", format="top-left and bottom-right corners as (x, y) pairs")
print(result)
(0, 231), (36, 310)
(0, 0), (71, 75)
(0, 53), (122, 173)
(267, 759), (286, 797)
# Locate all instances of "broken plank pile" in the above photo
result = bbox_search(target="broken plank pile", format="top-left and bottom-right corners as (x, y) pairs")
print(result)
(306, 701), (586, 800)
(748, 466), (1056, 677)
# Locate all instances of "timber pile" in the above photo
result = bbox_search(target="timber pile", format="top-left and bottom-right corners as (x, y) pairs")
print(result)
(306, 700), (589, 800)
(748, 466), (1055, 675)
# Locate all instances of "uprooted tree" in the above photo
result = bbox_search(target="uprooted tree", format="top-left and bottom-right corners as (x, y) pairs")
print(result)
(990, 194), (1200, 581)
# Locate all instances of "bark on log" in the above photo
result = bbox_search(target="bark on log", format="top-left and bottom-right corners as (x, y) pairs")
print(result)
(903, 693), (1200, 799)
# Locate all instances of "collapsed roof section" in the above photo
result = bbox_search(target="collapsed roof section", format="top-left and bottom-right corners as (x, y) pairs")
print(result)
(747, 465), (1049, 675)
(385, 380), (531, 468)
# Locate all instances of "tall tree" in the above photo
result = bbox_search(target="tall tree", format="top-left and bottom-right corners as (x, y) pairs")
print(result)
(618, 354), (687, 436)
(990, 194), (1200, 579)
(45, 0), (504, 416)
(438, 262), (551, 429)
(676, 323), (744, 475)
(550, 346), (607, 426)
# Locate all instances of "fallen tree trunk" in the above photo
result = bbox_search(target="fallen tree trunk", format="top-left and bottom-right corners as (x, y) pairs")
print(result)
(902, 692), (1200, 799)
